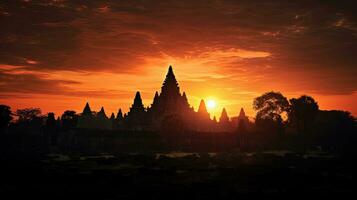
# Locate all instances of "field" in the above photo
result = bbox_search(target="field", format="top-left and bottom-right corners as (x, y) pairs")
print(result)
(1, 150), (355, 198)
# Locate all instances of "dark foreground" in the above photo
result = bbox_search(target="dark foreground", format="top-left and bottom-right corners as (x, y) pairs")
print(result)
(1, 151), (355, 198)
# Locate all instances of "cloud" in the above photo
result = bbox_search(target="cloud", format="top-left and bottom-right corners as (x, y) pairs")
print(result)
(0, 0), (356, 98)
(0, 65), (137, 98)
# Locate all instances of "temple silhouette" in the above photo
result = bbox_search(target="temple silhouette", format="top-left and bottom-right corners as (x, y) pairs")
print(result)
(77, 66), (249, 132)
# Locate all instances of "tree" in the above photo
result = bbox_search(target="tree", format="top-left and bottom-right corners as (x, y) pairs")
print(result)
(16, 108), (42, 122)
(314, 110), (356, 152)
(288, 95), (319, 133)
(45, 112), (58, 145)
(61, 110), (78, 129)
(253, 91), (289, 135)
(46, 113), (56, 127)
(15, 108), (43, 131)
(0, 105), (13, 134)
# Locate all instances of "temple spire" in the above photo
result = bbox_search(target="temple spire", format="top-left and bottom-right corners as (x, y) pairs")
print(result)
(239, 107), (246, 118)
(198, 99), (208, 114)
(82, 102), (92, 116)
(182, 92), (188, 101)
(181, 91), (190, 108)
(168, 65), (173, 73)
(161, 65), (180, 96)
(116, 109), (123, 120)
(128, 91), (145, 114)
(213, 116), (217, 123)
(110, 113), (115, 120)
(153, 91), (159, 105)
(219, 108), (229, 122)
(197, 99), (210, 120)
(99, 106), (105, 113)
(127, 91), (146, 129)
(97, 106), (108, 119)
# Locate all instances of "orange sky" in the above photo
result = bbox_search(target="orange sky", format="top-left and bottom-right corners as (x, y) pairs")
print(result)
(1, 63), (356, 119)
(0, 1), (356, 119)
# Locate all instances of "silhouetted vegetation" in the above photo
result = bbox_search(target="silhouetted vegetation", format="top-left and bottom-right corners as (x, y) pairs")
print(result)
(253, 91), (289, 136)
(288, 95), (319, 134)
(0, 104), (13, 134)
(0, 67), (355, 155)
(0, 66), (356, 196)
(61, 110), (78, 130)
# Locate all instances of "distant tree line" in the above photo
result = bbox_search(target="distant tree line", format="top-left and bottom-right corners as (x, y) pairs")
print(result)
(250, 91), (356, 152)
(0, 91), (356, 153)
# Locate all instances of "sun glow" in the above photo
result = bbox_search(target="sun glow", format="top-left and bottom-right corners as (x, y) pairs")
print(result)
(206, 99), (216, 110)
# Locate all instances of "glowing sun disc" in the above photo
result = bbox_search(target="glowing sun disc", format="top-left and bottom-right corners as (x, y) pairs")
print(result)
(207, 99), (216, 109)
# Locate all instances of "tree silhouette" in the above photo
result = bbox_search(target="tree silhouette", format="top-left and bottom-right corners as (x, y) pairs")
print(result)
(314, 110), (356, 152)
(15, 108), (43, 131)
(46, 113), (56, 127)
(16, 108), (42, 122)
(45, 112), (57, 145)
(0, 105), (13, 134)
(253, 92), (289, 135)
(61, 110), (78, 129)
(289, 95), (319, 134)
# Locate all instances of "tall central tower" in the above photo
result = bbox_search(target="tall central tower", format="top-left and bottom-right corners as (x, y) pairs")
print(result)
(148, 66), (193, 128)
(160, 66), (181, 99)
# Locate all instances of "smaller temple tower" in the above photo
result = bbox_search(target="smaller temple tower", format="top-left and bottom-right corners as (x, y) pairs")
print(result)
(219, 108), (232, 132)
(126, 91), (146, 130)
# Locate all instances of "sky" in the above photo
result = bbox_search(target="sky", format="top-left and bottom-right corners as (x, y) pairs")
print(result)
(0, 0), (356, 119)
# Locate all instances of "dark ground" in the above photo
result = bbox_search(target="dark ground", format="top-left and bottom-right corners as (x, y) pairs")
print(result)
(1, 151), (355, 199)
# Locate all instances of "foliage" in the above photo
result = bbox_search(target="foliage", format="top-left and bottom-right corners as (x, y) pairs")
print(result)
(288, 95), (319, 133)
(15, 108), (42, 122)
(46, 112), (56, 127)
(13, 108), (44, 131)
(253, 91), (290, 120)
(253, 91), (289, 135)
(61, 110), (78, 129)
(0, 105), (13, 132)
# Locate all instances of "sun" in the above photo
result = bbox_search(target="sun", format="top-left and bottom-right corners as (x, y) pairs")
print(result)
(206, 99), (216, 110)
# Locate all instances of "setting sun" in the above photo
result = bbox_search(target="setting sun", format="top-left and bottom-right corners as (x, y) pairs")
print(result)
(206, 99), (217, 110)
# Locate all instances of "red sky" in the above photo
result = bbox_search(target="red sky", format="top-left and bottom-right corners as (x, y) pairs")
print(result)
(0, 0), (356, 119)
